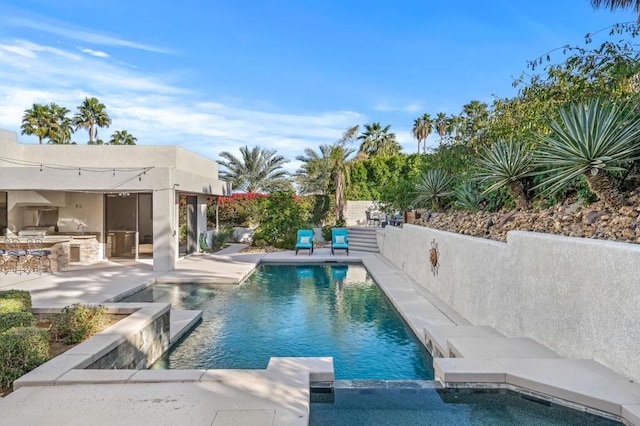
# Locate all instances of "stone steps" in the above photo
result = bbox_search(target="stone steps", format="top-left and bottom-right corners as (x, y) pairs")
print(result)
(345, 227), (379, 253)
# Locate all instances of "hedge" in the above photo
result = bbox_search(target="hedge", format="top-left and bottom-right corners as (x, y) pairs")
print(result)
(0, 312), (36, 333)
(0, 290), (32, 314)
(53, 304), (108, 344)
(0, 326), (49, 389)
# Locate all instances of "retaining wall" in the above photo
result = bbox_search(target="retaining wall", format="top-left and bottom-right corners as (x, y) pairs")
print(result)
(379, 225), (640, 382)
(344, 201), (377, 227)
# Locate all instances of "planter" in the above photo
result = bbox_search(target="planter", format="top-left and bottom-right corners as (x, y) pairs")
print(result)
(404, 211), (416, 224)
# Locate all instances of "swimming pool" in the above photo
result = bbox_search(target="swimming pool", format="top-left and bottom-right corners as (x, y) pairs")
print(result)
(126, 263), (432, 379)
(310, 385), (621, 425)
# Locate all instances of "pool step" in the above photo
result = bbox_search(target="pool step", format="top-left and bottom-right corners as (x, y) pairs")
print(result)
(169, 310), (202, 345)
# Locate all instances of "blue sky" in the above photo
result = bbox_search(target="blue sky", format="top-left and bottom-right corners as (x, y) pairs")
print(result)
(0, 1), (634, 172)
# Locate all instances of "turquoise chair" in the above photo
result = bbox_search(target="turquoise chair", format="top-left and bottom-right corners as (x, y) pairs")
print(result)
(331, 228), (349, 256)
(295, 229), (314, 255)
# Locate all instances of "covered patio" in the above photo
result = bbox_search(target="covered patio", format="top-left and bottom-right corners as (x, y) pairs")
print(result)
(0, 129), (227, 272)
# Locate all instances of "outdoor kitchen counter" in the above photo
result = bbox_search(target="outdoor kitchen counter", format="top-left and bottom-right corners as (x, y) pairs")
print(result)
(1, 235), (99, 272)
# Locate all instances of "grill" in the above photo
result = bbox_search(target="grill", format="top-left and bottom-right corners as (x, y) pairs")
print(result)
(18, 226), (55, 237)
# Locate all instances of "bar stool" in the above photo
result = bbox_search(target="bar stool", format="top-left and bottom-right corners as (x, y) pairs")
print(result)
(27, 238), (52, 274)
(4, 238), (29, 274)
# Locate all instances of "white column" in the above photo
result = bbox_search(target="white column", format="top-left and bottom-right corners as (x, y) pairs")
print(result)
(152, 189), (177, 272)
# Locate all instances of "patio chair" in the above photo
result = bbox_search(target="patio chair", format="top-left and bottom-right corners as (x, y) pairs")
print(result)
(365, 210), (380, 227)
(331, 228), (349, 256)
(295, 229), (314, 255)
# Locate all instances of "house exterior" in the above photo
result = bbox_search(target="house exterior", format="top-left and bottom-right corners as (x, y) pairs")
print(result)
(0, 129), (226, 272)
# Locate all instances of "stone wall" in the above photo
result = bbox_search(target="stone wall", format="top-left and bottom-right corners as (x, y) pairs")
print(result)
(88, 309), (170, 369)
(74, 237), (100, 263)
(379, 224), (640, 383)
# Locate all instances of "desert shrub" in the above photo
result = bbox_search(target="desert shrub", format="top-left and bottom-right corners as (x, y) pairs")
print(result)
(321, 225), (333, 241)
(210, 225), (234, 249)
(252, 238), (267, 247)
(0, 326), (49, 389)
(215, 193), (267, 226)
(0, 312), (36, 333)
(305, 194), (333, 225)
(53, 304), (108, 344)
(252, 191), (308, 248)
(452, 181), (483, 212)
(0, 290), (32, 314)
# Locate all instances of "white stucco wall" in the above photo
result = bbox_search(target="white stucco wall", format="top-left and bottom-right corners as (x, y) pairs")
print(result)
(0, 131), (225, 272)
(58, 193), (104, 234)
(380, 224), (640, 382)
(344, 200), (378, 226)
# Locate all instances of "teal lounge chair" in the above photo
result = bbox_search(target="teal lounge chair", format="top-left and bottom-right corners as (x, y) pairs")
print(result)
(331, 228), (349, 256)
(295, 229), (314, 255)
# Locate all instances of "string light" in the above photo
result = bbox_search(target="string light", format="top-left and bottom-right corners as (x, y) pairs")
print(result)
(0, 155), (153, 175)
(0, 155), (154, 190)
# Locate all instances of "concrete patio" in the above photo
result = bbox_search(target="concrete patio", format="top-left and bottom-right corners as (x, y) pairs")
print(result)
(0, 243), (639, 425)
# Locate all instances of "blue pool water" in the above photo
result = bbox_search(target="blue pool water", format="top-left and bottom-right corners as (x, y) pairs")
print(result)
(122, 263), (621, 424)
(310, 387), (621, 425)
(132, 263), (433, 379)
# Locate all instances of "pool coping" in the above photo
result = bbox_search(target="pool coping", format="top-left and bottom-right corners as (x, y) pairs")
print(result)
(6, 249), (639, 425)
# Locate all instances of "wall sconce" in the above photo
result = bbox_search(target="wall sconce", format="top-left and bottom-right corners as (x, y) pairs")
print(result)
(430, 238), (439, 276)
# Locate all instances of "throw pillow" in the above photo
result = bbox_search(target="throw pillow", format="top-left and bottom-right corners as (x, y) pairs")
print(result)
(335, 235), (345, 244)
(300, 236), (310, 244)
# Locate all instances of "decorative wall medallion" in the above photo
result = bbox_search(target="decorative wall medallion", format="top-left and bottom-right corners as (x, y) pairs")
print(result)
(430, 238), (439, 276)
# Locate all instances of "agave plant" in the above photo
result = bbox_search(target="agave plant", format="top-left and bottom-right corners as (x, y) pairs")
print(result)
(535, 99), (640, 208)
(210, 225), (234, 250)
(475, 139), (534, 210)
(452, 181), (483, 212)
(413, 169), (454, 211)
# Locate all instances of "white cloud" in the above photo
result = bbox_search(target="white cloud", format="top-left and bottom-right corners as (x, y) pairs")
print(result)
(3, 16), (171, 54)
(372, 101), (424, 114)
(80, 48), (110, 58)
(0, 40), (81, 61)
(0, 38), (365, 174)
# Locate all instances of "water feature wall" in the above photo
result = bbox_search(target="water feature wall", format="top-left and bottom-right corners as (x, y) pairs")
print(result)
(378, 224), (640, 383)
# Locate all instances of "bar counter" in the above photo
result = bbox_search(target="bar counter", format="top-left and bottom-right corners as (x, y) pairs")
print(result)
(1, 235), (99, 272)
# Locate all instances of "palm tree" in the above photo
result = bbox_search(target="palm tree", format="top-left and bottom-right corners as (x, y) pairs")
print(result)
(434, 113), (449, 145)
(476, 139), (534, 210)
(591, 0), (640, 20)
(357, 122), (401, 157)
(412, 113), (432, 154)
(534, 99), (640, 208)
(294, 144), (333, 195)
(73, 97), (112, 144)
(20, 103), (51, 144)
(47, 103), (73, 144)
(218, 146), (290, 193)
(331, 126), (358, 222)
(462, 100), (489, 145)
(109, 130), (137, 145)
(449, 114), (466, 145)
